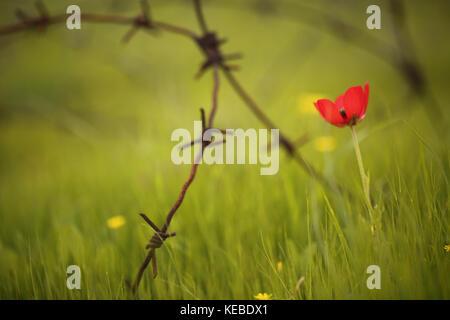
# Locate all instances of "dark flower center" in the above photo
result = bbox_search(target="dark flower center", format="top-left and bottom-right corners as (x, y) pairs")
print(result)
(339, 108), (347, 119)
(349, 114), (358, 126)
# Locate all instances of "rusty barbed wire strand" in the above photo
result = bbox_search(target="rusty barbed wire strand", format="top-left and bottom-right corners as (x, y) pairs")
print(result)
(130, 64), (221, 296)
(193, 0), (209, 34)
(208, 66), (220, 127)
(0, 3), (198, 39)
(387, 0), (445, 125)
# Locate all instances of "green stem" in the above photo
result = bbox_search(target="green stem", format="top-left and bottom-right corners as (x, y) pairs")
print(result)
(350, 126), (375, 229)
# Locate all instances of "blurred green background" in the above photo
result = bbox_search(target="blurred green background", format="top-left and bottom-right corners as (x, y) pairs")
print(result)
(0, 0), (448, 299)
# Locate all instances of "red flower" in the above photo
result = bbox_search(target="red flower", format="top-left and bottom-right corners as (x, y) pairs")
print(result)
(314, 83), (369, 127)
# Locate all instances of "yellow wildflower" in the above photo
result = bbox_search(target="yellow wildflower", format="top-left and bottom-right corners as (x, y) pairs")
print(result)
(277, 261), (283, 272)
(444, 244), (450, 252)
(254, 293), (272, 300)
(297, 93), (325, 114)
(370, 224), (376, 236)
(107, 216), (126, 229)
(314, 136), (336, 152)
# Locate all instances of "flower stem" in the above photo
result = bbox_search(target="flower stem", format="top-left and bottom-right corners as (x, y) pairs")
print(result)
(350, 126), (376, 233)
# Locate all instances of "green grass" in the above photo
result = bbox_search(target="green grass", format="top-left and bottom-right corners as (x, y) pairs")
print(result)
(0, 0), (448, 299)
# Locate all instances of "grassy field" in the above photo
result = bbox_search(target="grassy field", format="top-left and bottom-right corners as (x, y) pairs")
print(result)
(0, 0), (448, 299)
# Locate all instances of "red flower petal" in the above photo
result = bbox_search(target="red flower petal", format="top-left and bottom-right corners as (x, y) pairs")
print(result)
(359, 83), (369, 121)
(314, 99), (346, 127)
(343, 85), (365, 120)
(335, 95), (345, 110)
